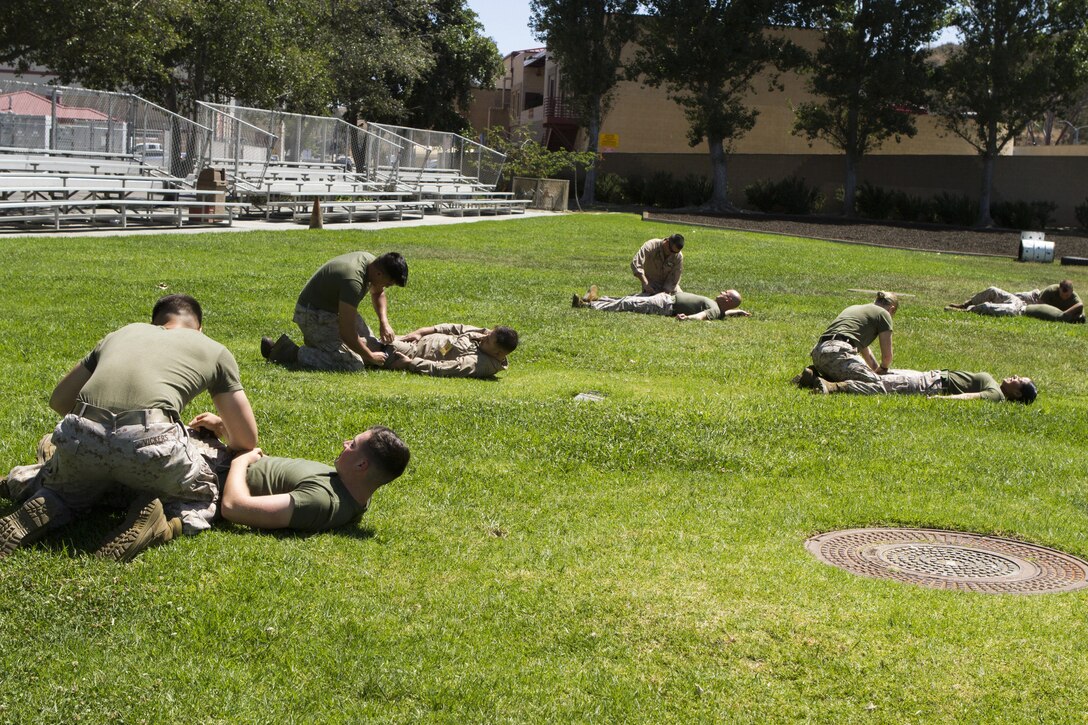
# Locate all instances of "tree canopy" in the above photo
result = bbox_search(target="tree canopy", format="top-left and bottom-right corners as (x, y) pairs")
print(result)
(791, 0), (944, 216)
(0, 0), (500, 128)
(630, 0), (796, 210)
(932, 0), (1088, 225)
(530, 0), (639, 203)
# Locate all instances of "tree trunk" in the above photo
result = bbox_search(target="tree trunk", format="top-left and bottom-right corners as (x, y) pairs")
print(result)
(580, 97), (601, 207)
(843, 152), (858, 217)
(704, 134), (732, 211)
(976, 152), (996, 227)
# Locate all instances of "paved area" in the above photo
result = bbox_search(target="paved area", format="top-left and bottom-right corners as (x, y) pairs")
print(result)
(0, 209), (562, 239)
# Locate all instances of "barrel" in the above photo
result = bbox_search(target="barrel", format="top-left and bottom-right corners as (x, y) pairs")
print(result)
(1019, 232), (1054, 263)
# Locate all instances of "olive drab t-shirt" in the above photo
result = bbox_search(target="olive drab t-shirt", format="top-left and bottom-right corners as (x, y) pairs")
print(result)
(1023, 303), (1066, 322)
(245, 456), (367, 531)
(78, 323), (243, 414)
(672, 292), (722, 320)
(1037, 284), (1081, 311)
(822, 304), (893, 347)
(296, 251), (376, 313)
(944, 370), (1004, 401)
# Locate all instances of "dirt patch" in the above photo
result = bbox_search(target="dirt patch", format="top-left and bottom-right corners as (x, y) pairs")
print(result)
(644, 210), (1088, 261)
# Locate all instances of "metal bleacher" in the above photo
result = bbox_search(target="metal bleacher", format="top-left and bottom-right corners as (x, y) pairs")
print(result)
(0, 81), (233, 231)
(0, 81), (525, 233)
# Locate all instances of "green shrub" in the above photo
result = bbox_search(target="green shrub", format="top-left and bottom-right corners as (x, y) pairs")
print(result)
(990, 200), (1057, 230)
(609, 172), (712, 208)
(744, 176), (824, 214)
(1076, 199), (1088, 229)
(855, 182), (898, 220)
(892, 193), (935, 223)
(594, 173), (630, 204)
(931, 192), (978, 226)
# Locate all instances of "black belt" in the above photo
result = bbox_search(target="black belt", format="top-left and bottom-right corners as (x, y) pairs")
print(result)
(819, 333), (858, 345)
(71, 402), (178, 427)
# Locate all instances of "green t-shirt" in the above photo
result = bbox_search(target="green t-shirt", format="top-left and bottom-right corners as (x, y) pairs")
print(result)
(1037, 284), (1081, 311)
(296, 251), (376, 313)
(78, 323), (243, 413)
(822, 304), (893, 347)
(944, 370), (1004, 401)
(672, 291), (722, 320)
(1023, 303), (1067, 322)
(245, 456), (368, 531)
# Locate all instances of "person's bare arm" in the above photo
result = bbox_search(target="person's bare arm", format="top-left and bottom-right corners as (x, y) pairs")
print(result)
(371, 287), (394, 343)
(1062, 302), (1084, 320)
(876, 330), (893, 371)
(338, 301), (386, 364)
(929, 392), (983, 401)
(49, 363), (93, 415)
(398, 325), (437, 342)
(724, 309), (751, 318)
(211, 390), (258, 451)
(219, 449), (295, 529)
(860, 345), (879, 371)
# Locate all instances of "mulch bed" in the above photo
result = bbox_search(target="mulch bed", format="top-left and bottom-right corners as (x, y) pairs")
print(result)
(643, 210), (1088, 262)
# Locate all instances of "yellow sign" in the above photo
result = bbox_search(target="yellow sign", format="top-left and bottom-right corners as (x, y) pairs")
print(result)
(598, 133), (619, 152)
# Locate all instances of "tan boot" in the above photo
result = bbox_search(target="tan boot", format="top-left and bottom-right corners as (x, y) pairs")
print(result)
(36, 433), (56, 465)
(94, 497), (181, 562)
(586, 284), (600, 302)
(0, 490), (73, 557)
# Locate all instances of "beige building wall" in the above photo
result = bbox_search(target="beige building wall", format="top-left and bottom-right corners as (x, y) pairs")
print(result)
(594, 27), (980, 157)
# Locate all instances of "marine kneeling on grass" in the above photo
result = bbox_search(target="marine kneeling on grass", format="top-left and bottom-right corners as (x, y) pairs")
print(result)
(383, 323), (518, 379)
(572, 286), (750, 320)
(813, 369), (1037, 404)
(0, 294), (259, 561)
(5, 420), (411, 552)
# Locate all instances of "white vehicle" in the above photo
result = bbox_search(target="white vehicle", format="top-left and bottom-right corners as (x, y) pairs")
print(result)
(133, 142), (165, 161)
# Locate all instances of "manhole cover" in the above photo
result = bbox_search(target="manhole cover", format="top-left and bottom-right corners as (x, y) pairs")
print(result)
(805, 528), (1088, 594)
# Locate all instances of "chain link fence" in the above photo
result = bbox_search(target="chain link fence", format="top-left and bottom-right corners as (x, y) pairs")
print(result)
(0, 80), (210, 180)
(368, 123), (506, 189)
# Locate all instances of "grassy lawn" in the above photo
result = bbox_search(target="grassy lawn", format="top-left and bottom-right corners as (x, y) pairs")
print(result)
(1, 213), (1086, 722)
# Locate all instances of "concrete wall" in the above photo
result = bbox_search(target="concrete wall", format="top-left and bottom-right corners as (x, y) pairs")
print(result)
(597, 152), (1088, 225)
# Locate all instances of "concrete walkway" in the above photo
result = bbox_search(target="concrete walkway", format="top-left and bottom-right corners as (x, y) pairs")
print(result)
(0, 209), (562, 239)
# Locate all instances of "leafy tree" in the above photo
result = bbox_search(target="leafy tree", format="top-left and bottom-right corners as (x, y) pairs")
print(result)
(791, 0), (944, 216)
(630, 0), (796, 211)
(401, 0), (502, 131)
(932, 0), (1088, 226)
(530, 0), (639, 205)
(485, 126), (597, 190)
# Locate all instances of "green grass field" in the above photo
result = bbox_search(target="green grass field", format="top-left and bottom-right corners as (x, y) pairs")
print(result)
(1, 213), (1086, 722)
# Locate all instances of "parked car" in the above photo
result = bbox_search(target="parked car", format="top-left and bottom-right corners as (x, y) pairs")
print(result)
(133, 142), (164, 161)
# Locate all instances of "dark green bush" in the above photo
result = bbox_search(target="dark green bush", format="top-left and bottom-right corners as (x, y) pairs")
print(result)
(990, 200), (1057, 230)
(594, 173), (630, 204)
(892, 193), (935, 223)
(1076, 199), (1088, 229)
(855, 182), (898, 220)
(744, 176), (824, 214)
(931, 192), (978, 226)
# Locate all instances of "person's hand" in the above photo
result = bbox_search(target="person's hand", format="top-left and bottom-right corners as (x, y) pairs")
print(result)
(676, 314), (688, 321)
(379, 323), (395, 344)
(877, 366), (889, 375)
(388, 352), (411, 370)
(188, 412), (225, 438)
(641, 281), (653, 294)
(729, 309), (752, 317)
(367, 350), (388, 366)
(398, 331), (422, 343)
(232, 447), (264, 466)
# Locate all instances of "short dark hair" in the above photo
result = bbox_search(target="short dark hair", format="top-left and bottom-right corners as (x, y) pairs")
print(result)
(1060, 279), (1074, 293)
(365, 425), (410, 480)
(152, 294), (203, 326)
(492, 326), (519, 353)
(1017, 380), (1038, 405)
(375, 252), (408, 287)
(667, 233), (685, 250)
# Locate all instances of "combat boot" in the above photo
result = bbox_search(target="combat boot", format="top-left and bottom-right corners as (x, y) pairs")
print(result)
(265, 334), (299, 364)
(0, 489), (73, 557)
(94, 497), (182, 562)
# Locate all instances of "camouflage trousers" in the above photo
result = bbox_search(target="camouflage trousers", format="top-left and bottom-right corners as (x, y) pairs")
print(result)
(589, 292), (674, 316)
(293, 303), (379, 372)
(810, 339), (884, 386)
(964, 287), (1038, 317)
(835, 369), (944, 396)
(34, 413), (219, 533)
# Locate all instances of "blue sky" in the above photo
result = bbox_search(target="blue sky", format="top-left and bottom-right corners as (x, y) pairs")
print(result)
(465, 0), (541, 56)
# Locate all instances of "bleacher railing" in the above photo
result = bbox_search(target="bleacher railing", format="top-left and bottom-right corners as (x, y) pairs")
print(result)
(195, 102), (277, 190)
(195, 102), (403, 186)
(367, 123), (506, 190)
(0, 79), (211, 180)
